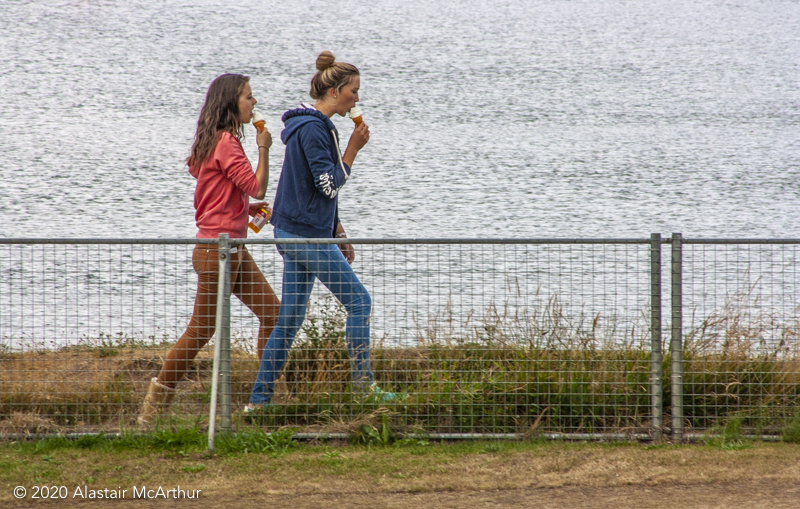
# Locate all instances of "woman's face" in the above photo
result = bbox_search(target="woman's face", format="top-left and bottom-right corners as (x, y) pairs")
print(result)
(333, 76), (360, 116)
(238, 82), (257, 124)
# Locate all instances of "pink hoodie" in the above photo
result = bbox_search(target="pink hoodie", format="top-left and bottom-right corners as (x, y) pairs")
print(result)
(190, 132), (259, 239)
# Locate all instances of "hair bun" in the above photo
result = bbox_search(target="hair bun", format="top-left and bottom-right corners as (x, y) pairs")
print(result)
(315, 51), (336, 71)
(309, 52), (359, 100)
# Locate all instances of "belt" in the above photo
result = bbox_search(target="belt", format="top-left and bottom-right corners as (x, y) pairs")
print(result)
(198, 244), (242, 253)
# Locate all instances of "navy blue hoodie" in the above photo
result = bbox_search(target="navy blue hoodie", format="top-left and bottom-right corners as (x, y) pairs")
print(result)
(270, 107), (351, 238)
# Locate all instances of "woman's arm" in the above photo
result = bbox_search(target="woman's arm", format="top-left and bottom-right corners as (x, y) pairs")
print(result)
(303, 123), (351, 198)
(253, 127), (273, 199)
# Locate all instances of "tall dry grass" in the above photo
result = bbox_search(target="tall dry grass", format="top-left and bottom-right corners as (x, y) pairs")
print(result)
(1, 290), (798, 435)
(679, 277), (800, 431)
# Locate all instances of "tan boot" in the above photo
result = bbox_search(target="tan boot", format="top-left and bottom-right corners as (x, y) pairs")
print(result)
(137, 377), (176, 426)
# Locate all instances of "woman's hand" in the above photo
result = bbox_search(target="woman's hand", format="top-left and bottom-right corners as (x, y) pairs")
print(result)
(336, 223), (355, 264)
(339, 242), (355, 264)
(256, 126), (273, 150)
(248, 201), (270, 217)
(348, 122), (370, 152)
(342, 122), (369, 168)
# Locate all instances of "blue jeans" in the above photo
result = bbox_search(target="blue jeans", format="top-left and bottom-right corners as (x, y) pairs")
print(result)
(249, 227), (373, 405)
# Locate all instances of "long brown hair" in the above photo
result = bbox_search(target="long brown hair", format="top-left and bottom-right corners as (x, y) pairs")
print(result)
(309, 51), (359, 100)
(187, 74), (250, 168)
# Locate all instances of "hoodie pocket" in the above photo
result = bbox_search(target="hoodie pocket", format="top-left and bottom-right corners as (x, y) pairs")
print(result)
(306, 191), (320, 213)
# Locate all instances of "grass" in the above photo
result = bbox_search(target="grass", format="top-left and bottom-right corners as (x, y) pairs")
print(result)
(780, 416), (800, 443)
(1, 293), (798, 437)
(11, 426), (299, 458)
(2, 435), (800, 505)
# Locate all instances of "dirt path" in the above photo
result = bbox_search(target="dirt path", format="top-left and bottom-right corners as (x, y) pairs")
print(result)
(238, 481), (800, 509)
(7, 480), (800, 509)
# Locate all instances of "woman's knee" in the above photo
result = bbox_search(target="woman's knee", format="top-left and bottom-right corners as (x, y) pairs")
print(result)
(258, 302), (281, 328)
(270, 320), (303, 344)
(181, 324), (216, 348)
(346, 289), (371, 316)
(259, 314), (279, 329)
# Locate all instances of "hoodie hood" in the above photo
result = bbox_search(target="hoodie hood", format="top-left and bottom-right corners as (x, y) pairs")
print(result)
(281, 107), (338, 145)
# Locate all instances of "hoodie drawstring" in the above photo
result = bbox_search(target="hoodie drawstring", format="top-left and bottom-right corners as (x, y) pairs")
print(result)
(330, 130), (350, 181)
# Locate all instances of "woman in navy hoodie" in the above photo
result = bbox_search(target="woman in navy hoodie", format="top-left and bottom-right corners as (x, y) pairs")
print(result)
(247, 51), (385, 410)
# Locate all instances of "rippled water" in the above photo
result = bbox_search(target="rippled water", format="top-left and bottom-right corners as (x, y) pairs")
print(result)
(2, 0), (799, 347)
(2, 0), (799, 239)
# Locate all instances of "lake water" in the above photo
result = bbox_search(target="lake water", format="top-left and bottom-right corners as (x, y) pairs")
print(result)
(1, 0), (799, 240)
(1, 0), (799, 347)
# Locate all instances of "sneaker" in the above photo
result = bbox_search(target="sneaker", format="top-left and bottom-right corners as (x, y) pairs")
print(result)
(366, 383), (396, 402)
(242, 403), (267, 414)
(241, 403), (273, 424)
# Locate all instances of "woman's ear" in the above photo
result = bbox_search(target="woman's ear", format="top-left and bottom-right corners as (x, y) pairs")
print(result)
(328, 87), (339, 104)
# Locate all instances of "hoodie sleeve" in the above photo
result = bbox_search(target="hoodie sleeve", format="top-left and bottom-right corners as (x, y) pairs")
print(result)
(299, 122), (349, 199)
(333, 204), (340, 238)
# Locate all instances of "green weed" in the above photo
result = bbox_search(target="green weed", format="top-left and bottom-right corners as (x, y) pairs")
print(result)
(149, 426), (205, 452)
(704, 415), (752, 450)
(781, 417), (800, 443)
(215, 427), (298, 456)
(352, 416), (396, 446)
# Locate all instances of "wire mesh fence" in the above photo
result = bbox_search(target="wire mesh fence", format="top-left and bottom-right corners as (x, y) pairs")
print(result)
(678, 239), (800, 437)
(1, 236), (798, 440)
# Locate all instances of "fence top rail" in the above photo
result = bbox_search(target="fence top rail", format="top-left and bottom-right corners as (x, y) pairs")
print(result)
(680, 238), (800, 245)
(2, 237), (800, 246)
(0, 237), (655, 246)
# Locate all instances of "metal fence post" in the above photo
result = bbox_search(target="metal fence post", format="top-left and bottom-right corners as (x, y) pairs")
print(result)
(670, 233), (684, 442)
(650, 233), (663, 440)
(218, 237), (232, 432)
(208, 234), (232, 451)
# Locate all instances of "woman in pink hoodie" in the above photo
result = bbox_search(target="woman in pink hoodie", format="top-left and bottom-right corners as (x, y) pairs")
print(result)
(138, 74), (280, 425)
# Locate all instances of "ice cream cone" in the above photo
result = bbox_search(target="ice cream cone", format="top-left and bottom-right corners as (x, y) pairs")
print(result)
(252, 109), (266, 132)
(349, 106), (363, 126)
